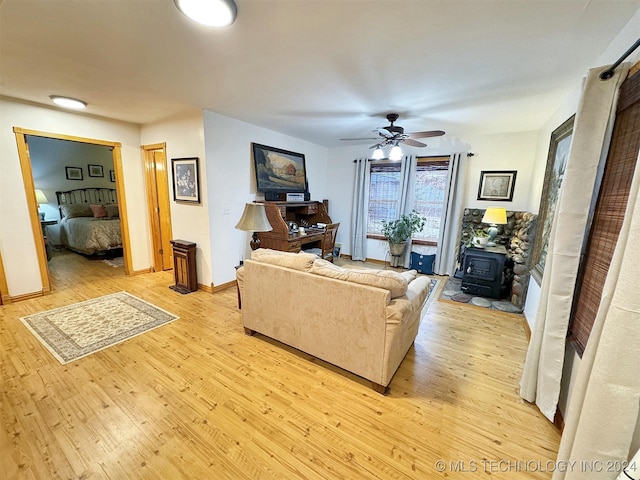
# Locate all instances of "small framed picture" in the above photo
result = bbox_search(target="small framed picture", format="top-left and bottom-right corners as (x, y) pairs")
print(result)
(65, 166), (83, 180)
(171, 157), (200, 203)
(88, 164), (104, 177)
(109, 170), (116, 182)
(477, 170), (517, 201)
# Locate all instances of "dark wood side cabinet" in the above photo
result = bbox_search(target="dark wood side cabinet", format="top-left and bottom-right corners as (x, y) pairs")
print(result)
(169, 239), (198, 294)
(257, 201), (332, 252)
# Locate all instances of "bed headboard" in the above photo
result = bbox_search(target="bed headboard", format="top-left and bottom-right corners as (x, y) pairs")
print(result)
(56, 188), (118, 217)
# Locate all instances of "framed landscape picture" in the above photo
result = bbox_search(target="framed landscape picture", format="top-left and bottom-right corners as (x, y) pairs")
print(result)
(171, 157), (200, 203)
(251, 143), (308, 194)
(88, 164), (104, 177)
(477, 170), (517, 201)
(65, 166), (83, 180)
(531, 115), (575, 283)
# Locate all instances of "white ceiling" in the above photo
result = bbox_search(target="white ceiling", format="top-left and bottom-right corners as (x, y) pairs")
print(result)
(1, 0), (639, 147)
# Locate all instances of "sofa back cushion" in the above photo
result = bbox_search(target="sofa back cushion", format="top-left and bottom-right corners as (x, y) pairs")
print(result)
(310, 259), (409, 298)
(250, 248), (317, 272)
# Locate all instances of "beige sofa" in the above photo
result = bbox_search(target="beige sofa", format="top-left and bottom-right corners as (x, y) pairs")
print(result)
(236, 249), (431, 394)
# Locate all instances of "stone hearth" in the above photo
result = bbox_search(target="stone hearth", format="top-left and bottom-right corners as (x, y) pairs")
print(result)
(458, 209), (537, 309)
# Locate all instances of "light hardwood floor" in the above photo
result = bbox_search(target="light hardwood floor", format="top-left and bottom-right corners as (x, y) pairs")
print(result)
(1, 251), (560, 479)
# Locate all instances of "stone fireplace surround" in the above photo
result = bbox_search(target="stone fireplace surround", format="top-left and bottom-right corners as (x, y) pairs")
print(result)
(457, 208), (537, 308)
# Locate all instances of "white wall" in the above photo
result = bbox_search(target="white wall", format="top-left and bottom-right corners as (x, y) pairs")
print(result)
(140, 110), (213, 288)
(0, 97), (150, 296)
(203, 111), (329, 287)
(324, 131), (539, 262)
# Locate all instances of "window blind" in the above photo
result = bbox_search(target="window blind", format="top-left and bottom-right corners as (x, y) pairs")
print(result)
(569, 68), (640, 355)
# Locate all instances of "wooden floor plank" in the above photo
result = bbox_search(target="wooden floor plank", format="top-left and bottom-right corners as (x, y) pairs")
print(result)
(0, 249), (560, 479)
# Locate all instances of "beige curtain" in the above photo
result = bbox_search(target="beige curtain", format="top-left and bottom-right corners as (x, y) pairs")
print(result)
(519, 64), (629, 421)
(553, 149), (640, 480)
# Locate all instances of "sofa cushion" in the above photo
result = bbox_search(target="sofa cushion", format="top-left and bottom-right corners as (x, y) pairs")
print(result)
(400, 269), (418, 284)
(250, 248), (317, 272)
(310, 259), (408, 298)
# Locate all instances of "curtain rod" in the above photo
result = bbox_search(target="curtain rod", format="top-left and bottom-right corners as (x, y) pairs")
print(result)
(353, 153), (475, 163)
(600, 37), (640, 80)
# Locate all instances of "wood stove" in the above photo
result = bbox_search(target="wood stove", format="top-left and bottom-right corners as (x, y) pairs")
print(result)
(460, 245), (512, 299)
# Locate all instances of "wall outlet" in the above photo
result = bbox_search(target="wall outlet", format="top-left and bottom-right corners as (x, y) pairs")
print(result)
(223, 205), (230, 215)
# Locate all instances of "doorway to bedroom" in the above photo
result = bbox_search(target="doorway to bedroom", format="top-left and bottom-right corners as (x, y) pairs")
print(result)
(14, 128), (131, 294)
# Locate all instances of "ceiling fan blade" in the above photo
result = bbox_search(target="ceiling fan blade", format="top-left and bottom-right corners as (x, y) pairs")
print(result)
(407, 130), (446, 139)
(403, 138), (427, 147)
(340, 137), (379, 141)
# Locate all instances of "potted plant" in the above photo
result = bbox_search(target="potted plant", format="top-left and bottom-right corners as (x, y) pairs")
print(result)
(471, 228), (489, 248)
(381, 210), (426, 259)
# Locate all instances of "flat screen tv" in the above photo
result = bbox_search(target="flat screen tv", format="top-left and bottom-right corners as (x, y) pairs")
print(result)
(252, 143), (308, 194)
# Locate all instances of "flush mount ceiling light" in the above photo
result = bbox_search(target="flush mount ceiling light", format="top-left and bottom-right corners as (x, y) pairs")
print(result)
(174, 0), (238, 27)
(49, 95), (87, 110)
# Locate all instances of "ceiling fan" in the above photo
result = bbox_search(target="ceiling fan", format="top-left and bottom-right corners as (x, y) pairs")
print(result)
(340, 113), (445, 149)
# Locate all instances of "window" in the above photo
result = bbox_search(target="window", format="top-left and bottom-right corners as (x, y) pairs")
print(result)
(367, 156), (450, 244)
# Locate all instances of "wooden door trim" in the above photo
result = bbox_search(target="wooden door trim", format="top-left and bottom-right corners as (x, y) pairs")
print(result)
(12, 127), (133, 298)
(142, 143), (173, 272)
(0, 251), (10, 304)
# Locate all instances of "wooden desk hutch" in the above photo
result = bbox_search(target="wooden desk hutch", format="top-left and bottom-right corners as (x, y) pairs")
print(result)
(257, 201), (332, 253)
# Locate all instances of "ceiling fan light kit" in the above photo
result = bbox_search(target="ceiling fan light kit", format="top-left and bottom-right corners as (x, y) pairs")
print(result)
(341, 113), (445, 156)
(174, 0), (238, 27)
(389, 145), (403, 161)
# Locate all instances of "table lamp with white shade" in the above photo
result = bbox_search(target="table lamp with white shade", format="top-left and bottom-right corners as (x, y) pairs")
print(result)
(481, 207), (507, 247)
(235, 203), (273, 251)
(35, 190), (48, 220)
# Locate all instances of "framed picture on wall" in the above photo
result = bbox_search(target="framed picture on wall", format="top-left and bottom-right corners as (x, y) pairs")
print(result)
(171, 157), (200, 203)
(477, 170), (517, 201)
(88, 164), (104, 177)
(65, 166), (83, 180)
(531, 115), (575, 283)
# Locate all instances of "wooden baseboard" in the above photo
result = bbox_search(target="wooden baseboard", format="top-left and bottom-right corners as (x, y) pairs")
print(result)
(199, 283), (214, 294)
(213, 280), (236, 293)
(522, 317), (532, 341)
(553, 408), (565, 432)
(7, 290), (46, 303)
(131, 267), (153, 275)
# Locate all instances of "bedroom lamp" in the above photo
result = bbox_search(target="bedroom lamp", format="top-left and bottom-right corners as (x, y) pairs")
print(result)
(174, 0), (238, 27)
(482, 207), (507, 247)
(235, 203), (272, 250)
(372, 146), (384, 160)
(35, 189), (48, 220)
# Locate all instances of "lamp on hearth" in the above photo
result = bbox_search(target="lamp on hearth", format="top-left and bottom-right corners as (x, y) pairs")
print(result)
(481, 207), (507, 247)
(235, 203), (273, 250)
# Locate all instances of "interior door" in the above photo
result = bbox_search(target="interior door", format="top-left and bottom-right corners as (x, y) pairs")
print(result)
(143, 144), (173, 271)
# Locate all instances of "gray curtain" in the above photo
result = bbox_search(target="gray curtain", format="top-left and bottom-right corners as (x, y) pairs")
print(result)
(398, 155), (417, 267)
(351, 158), (370, 261)
(434, 152), (466, 275)
(519, 64), (629, 422)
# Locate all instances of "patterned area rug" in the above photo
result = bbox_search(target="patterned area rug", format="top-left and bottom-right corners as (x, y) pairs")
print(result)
(20, 292), (178, 364)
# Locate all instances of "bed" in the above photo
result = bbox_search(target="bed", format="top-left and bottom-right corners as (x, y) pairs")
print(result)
(46, 188), (122, 255)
